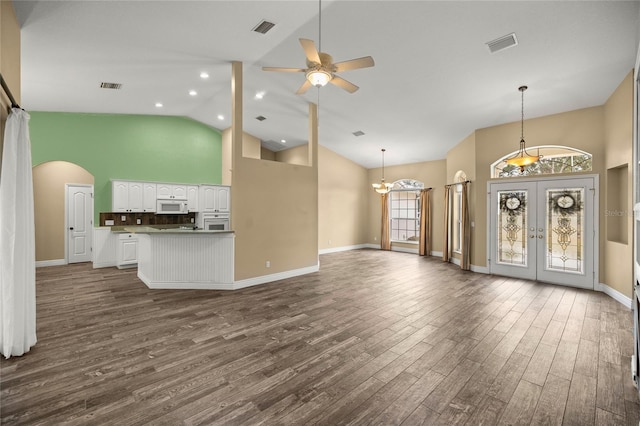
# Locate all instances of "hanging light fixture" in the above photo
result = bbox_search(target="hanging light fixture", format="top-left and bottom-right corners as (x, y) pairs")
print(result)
(505, 85), (539, 171)
(372, 148), (393, 194)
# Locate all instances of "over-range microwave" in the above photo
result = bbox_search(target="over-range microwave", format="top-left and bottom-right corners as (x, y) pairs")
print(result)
(156, 199), (188, 214)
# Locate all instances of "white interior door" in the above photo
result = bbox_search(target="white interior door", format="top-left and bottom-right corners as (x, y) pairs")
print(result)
(67, 184), (93, 263)
(489, 176), (596, 289)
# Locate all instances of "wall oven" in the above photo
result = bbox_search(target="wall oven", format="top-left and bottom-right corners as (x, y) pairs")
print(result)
(202, 213), (229, 231)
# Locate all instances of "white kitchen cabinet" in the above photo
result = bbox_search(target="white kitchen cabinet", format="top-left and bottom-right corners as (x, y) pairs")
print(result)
(187, 185), (199, 212)
(117, 233), (138, 268)
(113, 180), (156, 212)
(200, 185), (230, 213)
(157, 184), (187, 199)
(142, 183), (157, 212)
(112, 180), (143, 212)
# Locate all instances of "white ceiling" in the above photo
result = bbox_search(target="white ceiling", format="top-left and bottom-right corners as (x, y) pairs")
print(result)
(13, 0), (640, 168)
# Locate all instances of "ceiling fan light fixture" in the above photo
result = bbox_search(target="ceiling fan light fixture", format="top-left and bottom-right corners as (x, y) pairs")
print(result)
(306, 69), (332, 87)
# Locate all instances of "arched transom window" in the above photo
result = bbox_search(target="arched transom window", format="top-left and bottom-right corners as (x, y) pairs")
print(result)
(491, 145), (592, 178)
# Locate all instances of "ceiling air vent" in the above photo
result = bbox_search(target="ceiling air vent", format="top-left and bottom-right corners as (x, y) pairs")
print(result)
(100, 82), (122, 89)
(486, 33), (518, 54)
(352, 130), (365, 137)
(255, 115), (267, 121)
(252, 20), (276, 35)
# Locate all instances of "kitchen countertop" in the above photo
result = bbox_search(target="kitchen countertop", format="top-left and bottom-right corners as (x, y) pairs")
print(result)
(117, 226), (234, 235)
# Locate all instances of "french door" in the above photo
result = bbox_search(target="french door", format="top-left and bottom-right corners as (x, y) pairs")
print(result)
(489, 176), (597, 289)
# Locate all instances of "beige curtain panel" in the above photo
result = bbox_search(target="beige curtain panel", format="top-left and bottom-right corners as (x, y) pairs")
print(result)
(381, 192), (391, 251)
(419, 188), (432, 256)
(442, 185), (452, 262)
(460, 181), (471, 270)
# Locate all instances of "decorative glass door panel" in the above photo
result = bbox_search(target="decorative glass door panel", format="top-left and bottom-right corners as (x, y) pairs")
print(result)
(545, 188), (584, 274)
(497, 190), (529, 267)
(489, 177), (596, 289)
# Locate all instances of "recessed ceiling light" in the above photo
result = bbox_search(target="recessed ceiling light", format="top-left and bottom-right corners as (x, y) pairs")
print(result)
(217, 114), (224, 120)
(189, 90), (197, 96)
(200, 72), (209, 79)
(155, 102), (163, 108)
(255, 91), (265, 100)
(281, 139), (286, 143)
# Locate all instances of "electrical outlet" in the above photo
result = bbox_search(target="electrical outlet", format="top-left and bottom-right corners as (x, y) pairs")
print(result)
(328, 239), (332, 245)
(136, 219), (141, 225)
(105, 220), (114, 226)
(266, 260), (270, 268)
(191, 218), (195, 223)
(121, 216), (126, 221)
(374, 237), (377, 241)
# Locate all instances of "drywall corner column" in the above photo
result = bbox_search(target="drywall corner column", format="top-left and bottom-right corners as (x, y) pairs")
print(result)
(309, 102), (318, 169)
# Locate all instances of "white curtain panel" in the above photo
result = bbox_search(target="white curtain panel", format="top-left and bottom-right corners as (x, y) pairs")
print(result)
(0, 108), (37, 358)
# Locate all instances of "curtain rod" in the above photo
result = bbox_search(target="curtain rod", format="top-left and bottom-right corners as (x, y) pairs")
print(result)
(0, 73), (20, 109)
(445, 180), (471, 187)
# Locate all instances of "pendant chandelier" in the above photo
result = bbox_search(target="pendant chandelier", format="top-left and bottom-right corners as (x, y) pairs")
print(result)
(505, 85), (539, 170)
(372, 148), (393, 194)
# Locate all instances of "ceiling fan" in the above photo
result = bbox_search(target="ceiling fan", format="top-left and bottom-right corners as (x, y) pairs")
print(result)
(262, 38), (375, 95)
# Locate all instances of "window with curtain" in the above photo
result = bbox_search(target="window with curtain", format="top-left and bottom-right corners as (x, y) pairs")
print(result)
(389, 179), (424, 243)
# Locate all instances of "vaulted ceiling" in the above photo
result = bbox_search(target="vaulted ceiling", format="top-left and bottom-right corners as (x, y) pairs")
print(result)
(13, 1), (640, 168)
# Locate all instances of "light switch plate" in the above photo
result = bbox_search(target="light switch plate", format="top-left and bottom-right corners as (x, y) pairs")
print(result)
(136, 219), (141, 225)
(121, 216), (126, 221)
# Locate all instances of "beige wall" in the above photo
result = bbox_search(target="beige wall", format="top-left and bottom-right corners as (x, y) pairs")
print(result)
(367, 159), (447, 253)
(318, 145), (369, 250)
(275, 145), (309, 166)
(470, 106), (606, 272)
(221, 128), (232, 185)
(603, 71), (634, 298)
(1, 0), (21, 163)
(230, 63), (318, 281)
(33, 161), (94, 261)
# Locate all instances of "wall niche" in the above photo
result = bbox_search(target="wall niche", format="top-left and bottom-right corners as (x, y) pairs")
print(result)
(606, 163), (628, 244)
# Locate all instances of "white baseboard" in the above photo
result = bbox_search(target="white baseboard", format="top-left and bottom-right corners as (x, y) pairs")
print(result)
(319, 244), (370, 255)
(597, 282), (632, 308)
(93, 261), (117, 269)
(392, 246), (418, 254)
(35, 259), (66, 268)
(233, 263), (320, 290)
(138, 270), (235, 290)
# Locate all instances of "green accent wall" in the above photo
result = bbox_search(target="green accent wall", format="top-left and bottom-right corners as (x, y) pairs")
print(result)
(29, 112), (222, 222)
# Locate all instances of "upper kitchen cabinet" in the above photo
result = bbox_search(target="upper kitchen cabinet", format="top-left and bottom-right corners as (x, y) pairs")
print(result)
(200, 185), (230, 213)
(113, 180), (157, 212)
(187, 185), (199, 212)
(157, 184), (187, 199)
(113, 181), (143, 212)
(142, 182), (157, 212)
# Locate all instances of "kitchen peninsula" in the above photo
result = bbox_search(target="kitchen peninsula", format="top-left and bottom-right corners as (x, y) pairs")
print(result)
(124, 227), (234, 290)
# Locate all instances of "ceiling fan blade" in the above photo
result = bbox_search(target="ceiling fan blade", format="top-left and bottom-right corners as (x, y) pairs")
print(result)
(330, 76), (359, 93)
(299, 38), (321, 64)
(262, 67), (305, 73)
(333, 56), (375, 72)
(295, 79), (313, 95)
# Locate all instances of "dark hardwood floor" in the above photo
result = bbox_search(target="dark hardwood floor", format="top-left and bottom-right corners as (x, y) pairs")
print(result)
(1, 249), (639, 425)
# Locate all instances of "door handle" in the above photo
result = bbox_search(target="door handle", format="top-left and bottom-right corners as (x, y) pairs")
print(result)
(69, 227), (74, 230)
(538, 235), (543, 239)
(529, 235), (535, 239)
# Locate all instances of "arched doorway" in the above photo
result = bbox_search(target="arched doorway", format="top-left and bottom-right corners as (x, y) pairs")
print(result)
(33, 161), (94, 265)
